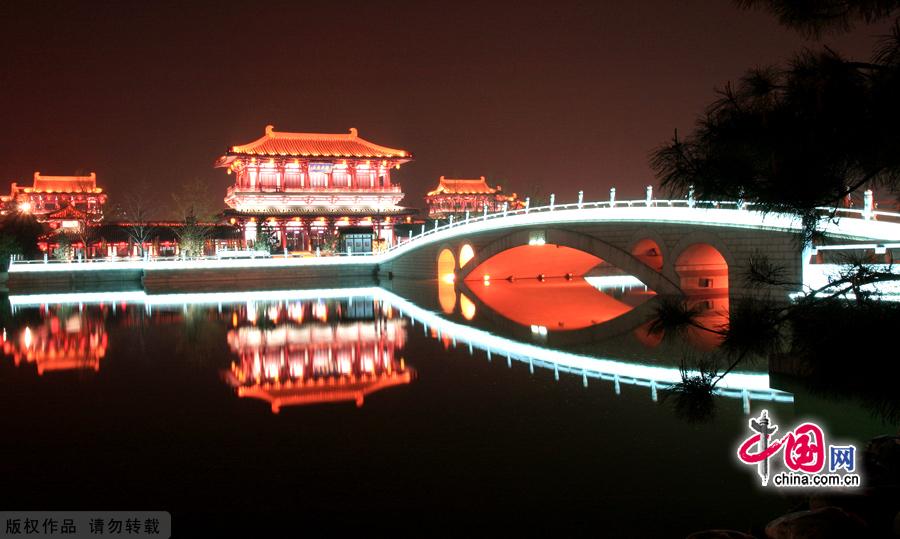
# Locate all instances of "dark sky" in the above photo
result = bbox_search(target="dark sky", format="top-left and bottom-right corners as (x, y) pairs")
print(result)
(0, 0), (891, 216)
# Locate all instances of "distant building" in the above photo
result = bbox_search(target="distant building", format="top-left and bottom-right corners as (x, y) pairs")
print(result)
(215, 125), (414, 253)
(425, 176), (522, 219)
(1, 172), (107, 229)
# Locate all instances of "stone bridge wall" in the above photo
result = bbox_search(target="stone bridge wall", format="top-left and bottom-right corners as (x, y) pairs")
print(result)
(379, 222), (805, 299)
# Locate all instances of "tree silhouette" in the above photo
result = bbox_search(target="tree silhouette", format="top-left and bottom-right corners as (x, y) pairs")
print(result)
(651, 26), (900, 242)
(109, 182), (159, 257)
(737, 0), (900, 36)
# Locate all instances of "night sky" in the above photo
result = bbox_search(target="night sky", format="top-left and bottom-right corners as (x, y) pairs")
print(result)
(0, 1), (891, 217)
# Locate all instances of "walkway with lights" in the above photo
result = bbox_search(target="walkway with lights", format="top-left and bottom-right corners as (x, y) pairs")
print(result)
(7, 286), (793, 411)
(7, 194), (900, 297)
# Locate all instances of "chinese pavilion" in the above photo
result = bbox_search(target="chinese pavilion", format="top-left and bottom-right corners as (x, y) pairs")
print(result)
(425, 176), (522, 219)
(215, 125), (414, 252)
(1, 172), (107, 228)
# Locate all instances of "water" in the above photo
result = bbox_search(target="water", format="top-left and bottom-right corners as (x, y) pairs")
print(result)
(0, 278), (894, 536)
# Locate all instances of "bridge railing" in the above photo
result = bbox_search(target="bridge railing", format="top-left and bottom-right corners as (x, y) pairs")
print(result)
(7, 249), (379, 269)
(9, 194), (897, 268)
(387, 195), (900, 254)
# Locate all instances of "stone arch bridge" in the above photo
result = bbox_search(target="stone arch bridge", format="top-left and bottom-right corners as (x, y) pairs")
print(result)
(378, 201), (900, 299)
(7, 199), (900, 297)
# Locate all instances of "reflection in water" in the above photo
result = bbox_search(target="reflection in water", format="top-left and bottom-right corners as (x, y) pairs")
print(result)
(6, 287), (788, 411)
(465, 277), (654, 330)
(224, 298), (412, 413)
(1, 306), (108, 375)
(6, 277), (897, 536)
(685, 296), (730, 350)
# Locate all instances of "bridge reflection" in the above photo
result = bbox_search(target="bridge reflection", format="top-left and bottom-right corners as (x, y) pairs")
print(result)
(463, 277), (652, 331)
(8, 287), (792, 411)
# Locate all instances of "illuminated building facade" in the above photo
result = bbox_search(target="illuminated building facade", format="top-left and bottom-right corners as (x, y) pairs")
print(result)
(1, 172), (107, 228)
(215, 125), (414, 252)
(224, 298), (413, 413)
(425, 176), (522, 219)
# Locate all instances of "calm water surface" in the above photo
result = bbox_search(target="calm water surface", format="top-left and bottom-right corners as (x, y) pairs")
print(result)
(0, 277), (895, 536)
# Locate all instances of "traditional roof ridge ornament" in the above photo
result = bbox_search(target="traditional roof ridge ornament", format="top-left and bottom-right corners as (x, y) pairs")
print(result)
(220, 125), (410, 163)
(29, 171), (100, 193)
(428, 175), (499, 195)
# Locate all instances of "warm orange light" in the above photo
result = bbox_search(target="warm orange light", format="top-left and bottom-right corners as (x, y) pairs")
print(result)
(437, 249), (457, 314)
(459, 244), (475, 267)
(459, 293), (476, 320)
(17, 202), (31, 213)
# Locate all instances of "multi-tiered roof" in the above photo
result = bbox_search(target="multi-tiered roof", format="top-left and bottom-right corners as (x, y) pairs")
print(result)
(215, 125), (412, 168)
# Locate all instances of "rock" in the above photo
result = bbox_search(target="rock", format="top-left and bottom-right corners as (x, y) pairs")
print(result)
(686, 531), (755, 539)
(765, 507), (867, 538)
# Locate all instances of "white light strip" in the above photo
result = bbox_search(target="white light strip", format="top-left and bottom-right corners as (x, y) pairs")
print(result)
(584, 275), (647, 289)
(7, 254), (379, 273)
(10, 200), (900, 274)
(6, 286), (792, 401)
(801, 264), (900, 296)
(811, 243), (900, 251)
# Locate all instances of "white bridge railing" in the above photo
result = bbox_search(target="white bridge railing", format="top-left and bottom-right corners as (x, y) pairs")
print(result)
(388, 196), (900, 254)
(8, 192), (900, 272)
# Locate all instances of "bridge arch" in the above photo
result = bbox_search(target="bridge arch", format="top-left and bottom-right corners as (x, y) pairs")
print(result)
(437, 246), (457, 281)
(437, 247), (457, 313)
(459, 244), (475, 268)
(627, 228), (669, 274)
(630, 238), (665, 272)
(458, 228), (682, 295)
(670, 231), (736, 297)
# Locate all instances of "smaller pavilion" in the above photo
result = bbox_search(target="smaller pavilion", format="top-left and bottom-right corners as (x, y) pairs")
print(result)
(1, 172), (107, 228)
(424, 176), (523, 219)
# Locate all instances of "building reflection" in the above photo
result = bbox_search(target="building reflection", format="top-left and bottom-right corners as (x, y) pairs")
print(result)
(448, 274), (656, 332)
(1, 307), (108, 375)
(3, 287), (789, 408)
(224, 298), (413, 413)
